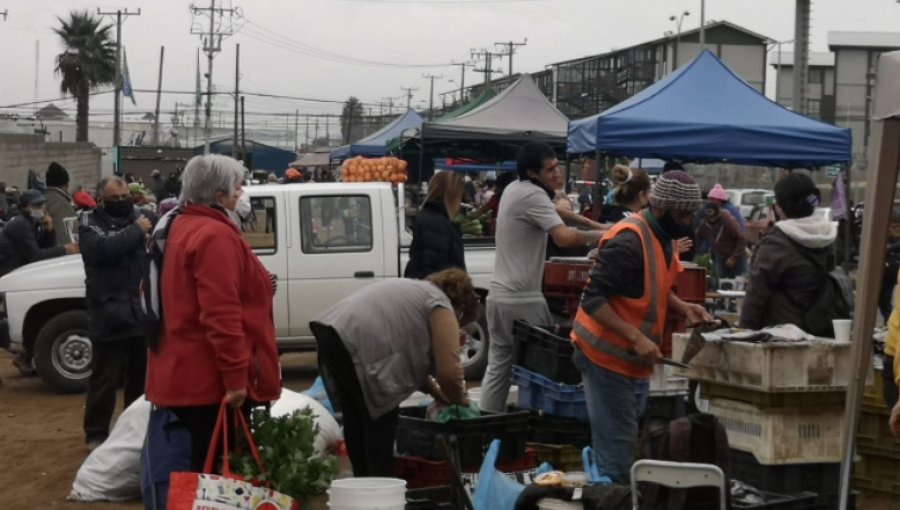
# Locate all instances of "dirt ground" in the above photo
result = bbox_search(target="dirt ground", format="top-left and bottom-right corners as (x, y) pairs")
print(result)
(0, 350), (321, 509)
(0, 349), (896, 509)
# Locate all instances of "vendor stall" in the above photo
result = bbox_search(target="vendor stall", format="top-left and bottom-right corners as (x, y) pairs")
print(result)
(567, 50), (851, 168)
(330, 108), (423, 161)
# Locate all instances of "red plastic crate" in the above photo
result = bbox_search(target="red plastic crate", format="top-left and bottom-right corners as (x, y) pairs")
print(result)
(674, 266), (707, 303)
(543, 261), (592, 297)
(395, 448), (538, 489)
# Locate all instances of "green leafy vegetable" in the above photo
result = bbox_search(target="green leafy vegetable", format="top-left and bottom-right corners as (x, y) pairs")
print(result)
(233, 408), (338, 507)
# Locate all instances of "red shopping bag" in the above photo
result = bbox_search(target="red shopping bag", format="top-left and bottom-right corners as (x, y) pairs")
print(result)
(168, 402), (299, 510)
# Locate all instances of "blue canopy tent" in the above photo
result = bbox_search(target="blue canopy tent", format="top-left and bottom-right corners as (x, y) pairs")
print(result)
(330, 109), (423, 160)
(568, 51), (852, 168)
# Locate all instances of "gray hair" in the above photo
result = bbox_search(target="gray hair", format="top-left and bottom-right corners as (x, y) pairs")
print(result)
(179, 155), (245, 206)
(95, 176), (127, 198)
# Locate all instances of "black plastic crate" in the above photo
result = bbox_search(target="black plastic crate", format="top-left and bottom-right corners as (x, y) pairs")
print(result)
(730, 449), (847, 510)
(513, 320), (581, 385)
(396, 407), (530, 468)
(644, 394), (687, 420)
(528, 412), (592, 448)
(734, 492), (818, 510)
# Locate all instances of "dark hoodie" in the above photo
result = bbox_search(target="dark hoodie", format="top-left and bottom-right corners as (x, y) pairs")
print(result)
(740, 216), (838, 330)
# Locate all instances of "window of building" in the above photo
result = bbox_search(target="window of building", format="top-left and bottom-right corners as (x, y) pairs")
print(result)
(809, 68), (824, 84)
(807, 99), (822, 117)
(241, 196), (277, 253)
(300, 195), (373, 253)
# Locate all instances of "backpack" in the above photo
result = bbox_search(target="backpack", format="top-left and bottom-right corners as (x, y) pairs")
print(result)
(139, 207), (182, 351)
(638, 413), (731, 510)
(794, 247), (854, 338)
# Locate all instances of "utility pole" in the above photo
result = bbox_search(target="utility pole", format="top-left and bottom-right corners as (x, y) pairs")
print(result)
(152, 46), (165, 146)
(98, 7), (141, 148)
(401, 87), (418, 109)
(0, 10), (7, 21)
(304, 114), (310, 150)
(294, 109), (299, 152)
(451, 61), (468, 103)
(699, 0), (706, 50)
(325, 115), (330, 147)
(240, 95), (245, 163)
(314, 117), (319, 148)
(232, 43), (240, 158)
(33, 39), (39, 116)
(494, 39), (527, 86)
(792, 0), (811, 114)
(471, 48), (502, 90)
(422, 74), (443, 121)
(191, 0), (237, 154)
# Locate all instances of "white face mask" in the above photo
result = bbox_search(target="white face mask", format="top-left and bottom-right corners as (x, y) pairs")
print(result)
(29, 209), (45, 221)
(226, 209), (243, 230)
(235, 192), (252, 219)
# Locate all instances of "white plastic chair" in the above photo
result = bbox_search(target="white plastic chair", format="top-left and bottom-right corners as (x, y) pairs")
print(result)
(630, 459), (727, 510)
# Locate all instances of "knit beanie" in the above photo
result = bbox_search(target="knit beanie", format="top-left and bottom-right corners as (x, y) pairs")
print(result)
(775, 172), (819, 219)
(46, 162), (70, 187)
(650, 170), (702, 212)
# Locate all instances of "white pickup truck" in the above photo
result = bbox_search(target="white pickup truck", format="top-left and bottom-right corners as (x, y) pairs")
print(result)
(0, 183), (496, 393)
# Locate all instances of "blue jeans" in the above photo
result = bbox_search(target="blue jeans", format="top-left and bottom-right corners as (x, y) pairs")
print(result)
(572, 348), (649, 484)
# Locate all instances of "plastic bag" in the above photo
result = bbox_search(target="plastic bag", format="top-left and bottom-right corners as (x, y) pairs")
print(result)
(302, 376), (335, 414)
(472, 439), (525, 510)
(582, 447), (612, 485)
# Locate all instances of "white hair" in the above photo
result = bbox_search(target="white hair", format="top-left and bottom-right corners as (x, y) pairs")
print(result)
(179, 155), (244, 206)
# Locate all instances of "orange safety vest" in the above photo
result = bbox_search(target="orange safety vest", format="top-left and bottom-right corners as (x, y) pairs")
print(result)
(570, 214), (681, 380)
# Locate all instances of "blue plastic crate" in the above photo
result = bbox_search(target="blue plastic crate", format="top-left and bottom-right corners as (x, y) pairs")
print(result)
(512, 365), (588, 422)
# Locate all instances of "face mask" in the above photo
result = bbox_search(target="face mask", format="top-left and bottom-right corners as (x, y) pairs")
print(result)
(235, 193), (251, 219)
(29, 209), (45, 221)
(659, 212), (693, 239)
(104, 197), (135, 218)
(226, 209), (243, 230)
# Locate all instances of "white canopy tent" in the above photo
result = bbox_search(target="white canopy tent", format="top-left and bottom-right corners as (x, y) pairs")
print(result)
(838, 49), (900, 509)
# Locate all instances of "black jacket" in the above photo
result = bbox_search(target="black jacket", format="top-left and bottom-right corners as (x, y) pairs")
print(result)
(80, 207), (158, 342)
(404, 200), (466, 279)
(0, 212), (65, 277)
(740, 228), (831, 330)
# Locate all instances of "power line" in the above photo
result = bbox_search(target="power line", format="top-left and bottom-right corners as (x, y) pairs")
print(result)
(191, 0), (238, 153)
(494, 39), (527, 86)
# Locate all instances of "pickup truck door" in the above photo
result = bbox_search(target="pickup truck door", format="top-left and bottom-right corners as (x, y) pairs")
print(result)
(287, 187), (387, 338)
(241, 191), (290, 337)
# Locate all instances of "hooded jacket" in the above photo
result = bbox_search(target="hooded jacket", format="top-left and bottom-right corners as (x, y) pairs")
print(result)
(404, 200), (466, 279)
(740, 216), (838, 330)
(0, 211), (65, 276)
(44, 187), (77, 246)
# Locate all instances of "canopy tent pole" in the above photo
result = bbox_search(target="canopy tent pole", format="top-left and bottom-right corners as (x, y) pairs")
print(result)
(837, 118), (900, 510)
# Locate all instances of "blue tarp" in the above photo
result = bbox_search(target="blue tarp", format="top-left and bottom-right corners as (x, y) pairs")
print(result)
(434, 158), (516, 173)
(568, 51), (852, 168)
(331, 109), (423, 160)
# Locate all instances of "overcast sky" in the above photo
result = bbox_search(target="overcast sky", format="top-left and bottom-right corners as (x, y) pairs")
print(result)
(0, 0), (898, 132)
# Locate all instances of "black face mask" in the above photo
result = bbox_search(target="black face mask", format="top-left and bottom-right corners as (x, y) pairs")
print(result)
(526, 176), (556, 201)
(104, 197), (135, 218)
(658, 211), (693, 239)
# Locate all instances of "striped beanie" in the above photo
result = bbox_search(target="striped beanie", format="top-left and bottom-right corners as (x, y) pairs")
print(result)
(650, 170), (702, 212)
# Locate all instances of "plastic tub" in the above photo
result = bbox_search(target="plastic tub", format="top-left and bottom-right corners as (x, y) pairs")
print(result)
(328, 477), (406, 508)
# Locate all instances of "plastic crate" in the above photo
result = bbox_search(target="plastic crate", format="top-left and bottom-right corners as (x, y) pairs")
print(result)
(856, 407), (900, 457)
(394, 448), (538, 489)
(730, 449), (846, 509)
(708, 397), (845, 464)
(513, 321), (581, 385)
(649, 364), (690, 395)
(734, 492), (818, 510)
(852, 446), (900, 498)
(512, 365), (588, 421)
(672, 333), (856, 392)
(543, 259), (592, 297)
(527, 442), (583, 472)
(528, 413), (592, 448)
(395, 407), (530, 468)
(644, 394), (687, 420)
(674, 265), (708, 303)
(700, 383), (846, 409)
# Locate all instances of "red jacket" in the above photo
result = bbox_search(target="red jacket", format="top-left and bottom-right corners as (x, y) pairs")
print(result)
(146, 205), (281, 407)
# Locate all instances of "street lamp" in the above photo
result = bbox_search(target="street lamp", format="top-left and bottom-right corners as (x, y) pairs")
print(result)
(669, 10), (690, 69)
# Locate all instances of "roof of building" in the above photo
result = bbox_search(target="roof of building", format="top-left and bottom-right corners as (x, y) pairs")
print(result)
(770, 51), (835, 67)
(35, 103), (68, 120)
(828, 31), (900, 50)
(550, 20), (770, 67)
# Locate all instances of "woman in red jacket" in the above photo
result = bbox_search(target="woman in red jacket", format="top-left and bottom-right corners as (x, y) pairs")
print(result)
(146, 154), (281, 471)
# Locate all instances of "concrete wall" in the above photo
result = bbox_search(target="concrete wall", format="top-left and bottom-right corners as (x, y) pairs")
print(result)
(0, 133), (102, 192)
(675, 42), (766, 92)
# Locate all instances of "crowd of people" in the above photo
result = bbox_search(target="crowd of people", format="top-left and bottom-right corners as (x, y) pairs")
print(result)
(3, 144), (898, 506)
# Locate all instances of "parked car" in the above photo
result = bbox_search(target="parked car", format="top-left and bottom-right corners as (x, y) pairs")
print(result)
(726, 188), (770, 219)
(0, 183), (497, 393)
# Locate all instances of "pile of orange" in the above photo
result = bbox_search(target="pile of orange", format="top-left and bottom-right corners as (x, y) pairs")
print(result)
(341, 156), (409, 183)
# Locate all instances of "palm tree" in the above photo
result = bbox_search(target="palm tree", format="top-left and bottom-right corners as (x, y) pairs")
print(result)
(341, 96), (365, 144)
(54, 11), (117, 143)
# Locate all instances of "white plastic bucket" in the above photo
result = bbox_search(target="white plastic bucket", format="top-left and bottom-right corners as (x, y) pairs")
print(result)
(328, 477), (406, 509)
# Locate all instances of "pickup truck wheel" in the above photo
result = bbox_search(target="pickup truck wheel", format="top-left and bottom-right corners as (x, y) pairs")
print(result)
(461, 303), (489, 381)
(33, 310), (92, 394)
